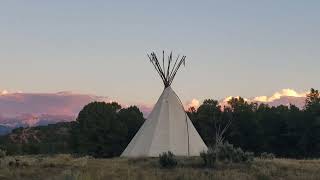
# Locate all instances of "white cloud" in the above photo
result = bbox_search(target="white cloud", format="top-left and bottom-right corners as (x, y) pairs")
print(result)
(253, 89), (307, 102)
(219, 88), (308, 109)
(186, 99), (200, 109)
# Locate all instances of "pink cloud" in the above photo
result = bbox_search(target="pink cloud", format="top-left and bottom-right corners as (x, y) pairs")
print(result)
(0, 88), (309, 128)
(136, 104), (153, 117)
(0, 92), (109, 117)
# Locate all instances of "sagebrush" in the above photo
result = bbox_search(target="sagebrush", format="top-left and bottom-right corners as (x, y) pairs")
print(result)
(260, 152), (275, 160)
(159, 151), (178, 168)
(201, 142), (254, 167)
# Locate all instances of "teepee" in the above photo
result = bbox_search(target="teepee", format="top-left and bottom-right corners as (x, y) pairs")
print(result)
(121, 52), (208, 157)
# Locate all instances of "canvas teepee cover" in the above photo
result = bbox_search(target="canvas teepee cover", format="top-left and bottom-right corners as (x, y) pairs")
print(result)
(121, 52), (208, 157)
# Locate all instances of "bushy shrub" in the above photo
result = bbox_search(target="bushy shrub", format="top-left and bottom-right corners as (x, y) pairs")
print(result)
(200, 148), (216, 167)
(159, 151), (178, 168)
(0, 149), (6, 158)
(230, 147), (254, 163)
(10, 159), (30, 167)
(216, 142), (234, 162)
(243, 152), (255, 162)
(260, 152), (275, 160)
(232, 147), (245, 163)
(215, 142), (254, 163)
(200, 142), (254, 167)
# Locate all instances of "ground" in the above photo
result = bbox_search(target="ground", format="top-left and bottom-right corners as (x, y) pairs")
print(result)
(0, 155), (320, 180)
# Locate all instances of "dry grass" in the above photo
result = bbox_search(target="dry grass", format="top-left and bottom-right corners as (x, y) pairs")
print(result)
(0, 155), (320, 180)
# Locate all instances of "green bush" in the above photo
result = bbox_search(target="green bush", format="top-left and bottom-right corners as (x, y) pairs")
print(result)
(216, 142), (234, 162)
(232, 147), (245, 163)
(200, 148), (216, 167)
(72, 102), (145, 158)
(232, 147), (254, 163)
(216, 142), (254, 163)
(260, 152), (275, 160)
(0, 149), (6, 158)
(200, 142), (254, 167)
(244, 152), (255, 162)
(159, 151), (178, 168)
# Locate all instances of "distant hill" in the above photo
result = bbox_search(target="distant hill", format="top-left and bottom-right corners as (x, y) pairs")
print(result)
(0, 122), (74, 155)
(0, 125), (12, 136)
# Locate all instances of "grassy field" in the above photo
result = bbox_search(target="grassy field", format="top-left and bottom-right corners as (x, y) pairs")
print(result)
(0, 154), (320, 180)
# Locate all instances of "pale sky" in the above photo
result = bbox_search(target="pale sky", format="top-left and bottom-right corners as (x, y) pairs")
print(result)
(0, 0), (319, 105)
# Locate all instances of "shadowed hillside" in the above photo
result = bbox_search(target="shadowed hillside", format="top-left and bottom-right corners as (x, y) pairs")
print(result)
(0, 125), (12, 136)
(0, 122), (74, 155)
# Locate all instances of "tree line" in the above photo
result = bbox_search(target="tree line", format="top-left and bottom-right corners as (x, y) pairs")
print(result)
(0, 88), (319, 158)
(189, 88), (320, 158)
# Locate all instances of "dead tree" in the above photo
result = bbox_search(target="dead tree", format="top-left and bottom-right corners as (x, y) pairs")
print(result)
(214, 110), (233, 148)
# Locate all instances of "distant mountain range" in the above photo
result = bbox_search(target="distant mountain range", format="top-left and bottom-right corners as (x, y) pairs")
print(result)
(0, 114), (75, 135)
(0, 125), (12, 136)
(0, 91), (107, 135)
(0, 114), (75, 128)
(0, 88), (309, 136)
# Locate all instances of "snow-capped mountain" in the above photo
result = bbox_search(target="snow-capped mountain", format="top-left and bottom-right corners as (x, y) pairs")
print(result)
(0, 88), (310, 135)
(0, 114), (75, 128)
(0, 91), (109, 130)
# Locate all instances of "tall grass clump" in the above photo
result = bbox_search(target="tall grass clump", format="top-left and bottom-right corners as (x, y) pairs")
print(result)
(0, 149), (6, 159)
(260, 152), (275, 160)
(159, 151), (178, 168)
